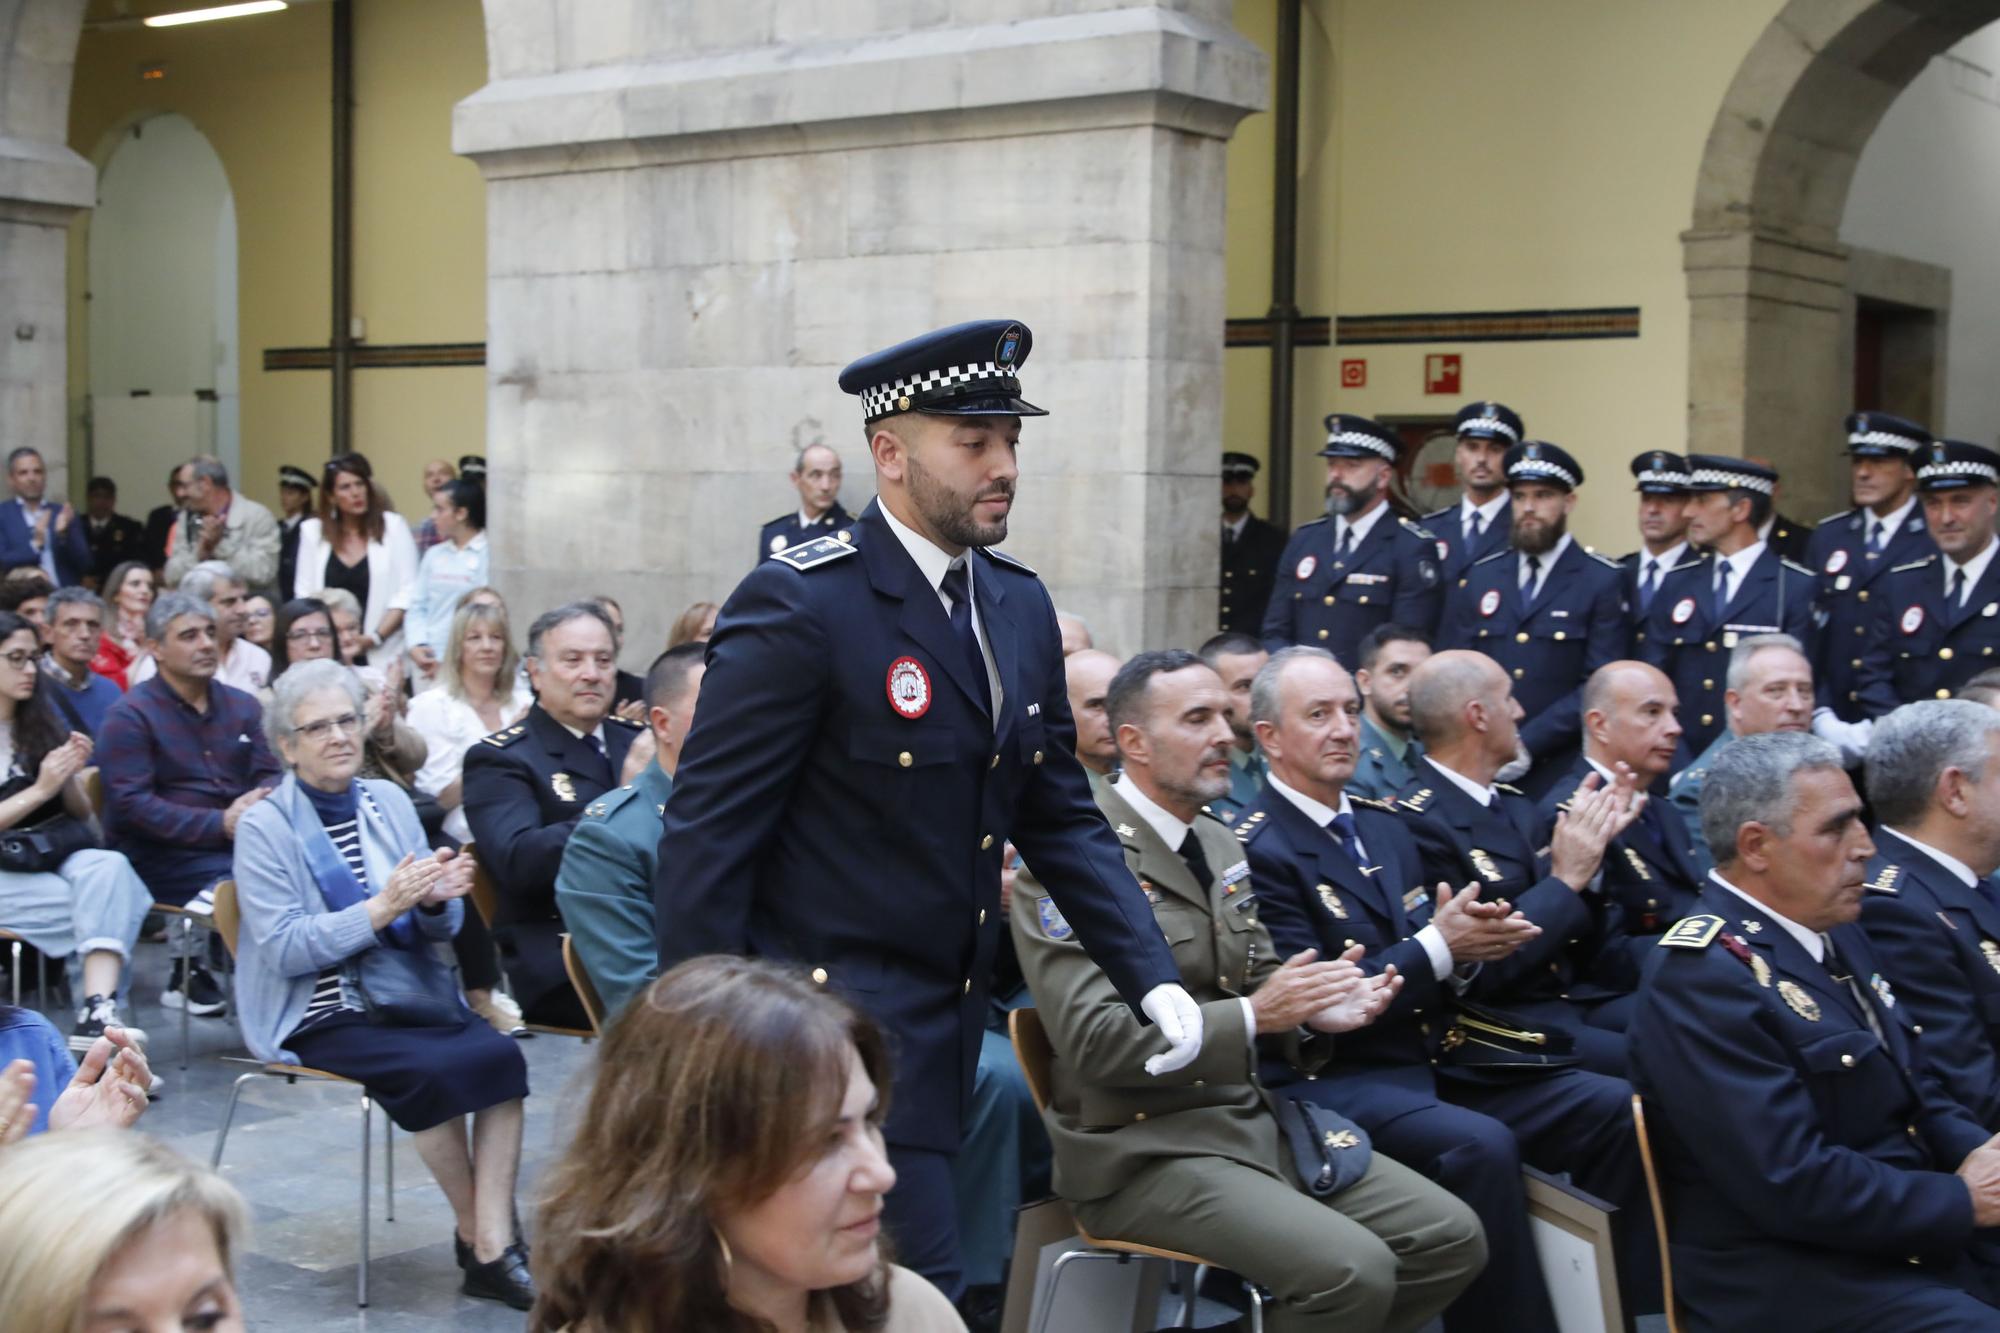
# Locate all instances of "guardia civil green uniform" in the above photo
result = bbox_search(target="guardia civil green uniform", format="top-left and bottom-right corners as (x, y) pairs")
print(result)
(554, 756), (674, 1022)
(1010, 776), (1485, 1332)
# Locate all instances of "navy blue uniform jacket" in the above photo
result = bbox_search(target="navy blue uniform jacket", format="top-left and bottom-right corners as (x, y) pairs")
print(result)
(1806, 506), (1933, 720)
(655, 500), (1178, 1153)
(1631, 889), (1990, 1329)
(1854, 552), (2000, 716)
(756, 501), (853, 564)
(1260, 509), (1443, 659)
(0, 500), (90, 586)
(1422, 501), (1510, 586)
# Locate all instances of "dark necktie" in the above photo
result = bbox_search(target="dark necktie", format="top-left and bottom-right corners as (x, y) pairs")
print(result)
(1469, 510), (1485, 540)
(1866, 522), (1884, 556)
(1951, 566), (1967, 609)
(939, 561), (990, 712)
(1521, 554), (1541, 600)
(1337, 525), (1355, 560)
(1824, 940), (1886, 1041)
(1178, 829), (1215, 892)
(1713, 561), (1732, 619)
(1224, 523), (1236, 547)
(1639, 558), (1659, 612)
(1329, 811), (1364, 864)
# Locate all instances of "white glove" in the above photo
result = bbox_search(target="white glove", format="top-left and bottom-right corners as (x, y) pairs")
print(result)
(1139, 983), (1204, 1076)
(1811, 707), (1873, 766)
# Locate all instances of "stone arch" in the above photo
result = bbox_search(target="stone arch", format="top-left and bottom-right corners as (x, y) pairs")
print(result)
(1684, 0), (2000, 518)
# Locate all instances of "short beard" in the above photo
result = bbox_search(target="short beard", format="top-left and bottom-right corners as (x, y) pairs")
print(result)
(907, 447), (1012, 549)
(1510, 512), (1565, 556)
(1161, 763), (1233, 810)
(1325, 478), (1379, 518)
(1222, 494), (1249, 516)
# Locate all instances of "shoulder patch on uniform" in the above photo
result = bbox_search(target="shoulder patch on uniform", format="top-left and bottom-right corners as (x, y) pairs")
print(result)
(1235, 817), (1270, 843)
(1659, 914), (1724, 949)
(1780, 557), (1814, 576)
(1891, 555), (1937, 573)
(1583, 549), (1622, 570)
(771, 536), (859, 571)
(1398, 516), (1438, 539)
(1349, 794), (1394, 812)
(1195, 805), (1231, 827)
(1668, 766), (1704, 791)
(479, 724), (527, 748)
(1398, 788), (1433, 812)
(981, 547), (1037, 577)
(1470, 549), (1511, 568)
(1864, 864), (1901, 895)
(606, 713), (645, 730)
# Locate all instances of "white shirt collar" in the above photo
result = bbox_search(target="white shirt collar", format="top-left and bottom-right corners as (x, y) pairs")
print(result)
(1867, 494), (1918, 540)
(1423, 754), (1494, 807)
(1944, 536), (1998, 601)
(1335, 498), (1389, 547)
(1223, 513), (1248, 539)
(1708, 870), (1824, 962)
(878, 500), (964, 601)
(557, 719), (608, 750)
(1716, 538), (1766, 585)
(797, 505), (835, 528)
(1881, 826), (1979, 889)
(1518, 533), (1571, 582)
(1111, 773), (1196, 851)
(1640, 540), (1688, 572)
(1460, 492), (1508, 529)
(1265, 770), (1352, 829)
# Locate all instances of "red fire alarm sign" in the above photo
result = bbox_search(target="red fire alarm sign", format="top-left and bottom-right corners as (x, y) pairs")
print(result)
(1425, 354), (1462, 395)
(1340, 359), (1367, 389)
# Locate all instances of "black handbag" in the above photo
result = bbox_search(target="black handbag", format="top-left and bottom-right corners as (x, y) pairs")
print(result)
(0, 815), (99, 875)
(348, 944), (464, 1028)
(1272, 1094), (1373, 1197)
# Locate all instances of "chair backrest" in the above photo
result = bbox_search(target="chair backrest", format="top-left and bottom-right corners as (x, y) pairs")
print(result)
(561, 933), (606, 1035)
(212, 880), (242, 958)
(460, 841), (500, 929)
(1009, 1007), (1055, 1114)
(81, 767), (103, 819)
(1631, 1093), (1682, 1333)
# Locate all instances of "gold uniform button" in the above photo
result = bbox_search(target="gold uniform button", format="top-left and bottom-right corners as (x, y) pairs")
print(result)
(1858, 590), (1869, 602)
(990, 753), (1000, 769)
(1938, 689), (1952, 700)
(1851, 658), (1862, 668)
(1701, 713), (1713, 726)
(1134, 1112), (1147, 1122)
(964, 978), (972, 995)
(1033, 750), (1044, 765)
(811, 967), (829, 984)
(1323, 595), (1335, 606)
(1940, 648), (1955, 661)
(980, 834), (995, 850)
(978, 909), (987, 925)
(1194, 1079), (1206, 1087)
(1913, 1024), (1924, 1036)
(1318, 630), (1329, 641)
(1513, 668), (1525, 679)
(1702, 679), (1713, 690)
(1840, 1053), (1855, 1068)
(1515, 632), (1529, 644)
(1356, 595), (1370, 605)
(1219, 975), (1231, 988)
(898, 751), (913, 768)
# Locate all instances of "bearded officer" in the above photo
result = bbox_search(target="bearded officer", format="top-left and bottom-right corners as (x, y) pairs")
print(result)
(1261, 414), (1443, 658)
(652, 319), (1200, 1303)
(1421, 400), (1522, 583)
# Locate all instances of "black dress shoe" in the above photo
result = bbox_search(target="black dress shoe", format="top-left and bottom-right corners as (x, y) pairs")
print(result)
(455, 1229), (528, 1271)
(462, 1243), (535, 1310)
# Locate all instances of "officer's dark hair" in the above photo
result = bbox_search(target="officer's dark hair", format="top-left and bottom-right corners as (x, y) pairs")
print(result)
(1355, 624), (1431, 673)
(526, 601), (618, 659)
(86, 475), (116, 497)
(5, 447), (39, 470)
(1195, 632), (1263, 668)
(442, 478), (484, 530)
(1726, 485), (1772, 530)
(1105, 649), (1208, 736)
(1958, 667), (2000, 708)
(645, 642), (706, 714)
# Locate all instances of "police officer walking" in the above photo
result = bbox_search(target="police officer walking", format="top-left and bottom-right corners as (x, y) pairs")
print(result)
(1261, 414), (1443, 660)
(1422, 400), (1522, 582)
(1220, 451), (1289, 635)
(653, 319), (1201, 1303)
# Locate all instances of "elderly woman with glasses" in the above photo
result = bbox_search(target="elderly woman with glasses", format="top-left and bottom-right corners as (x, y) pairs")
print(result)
(231, 658), (533, 1310)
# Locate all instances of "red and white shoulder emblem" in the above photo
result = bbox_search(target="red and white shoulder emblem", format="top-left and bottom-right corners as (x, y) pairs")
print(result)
(1670, 597), (1696, 625)
(1295, 554), (1317, 581)
(886, 657), (932, 718)
(1901, 605), (1925, 635)
(1478, 588), (1501, 617)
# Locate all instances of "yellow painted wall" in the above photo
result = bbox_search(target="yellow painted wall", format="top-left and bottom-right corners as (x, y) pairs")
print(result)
(66, 0), (486, 519)
(1225, 0), (1787, 552)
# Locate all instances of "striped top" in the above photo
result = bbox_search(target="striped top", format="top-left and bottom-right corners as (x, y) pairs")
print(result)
(292, 806), (371, 1034)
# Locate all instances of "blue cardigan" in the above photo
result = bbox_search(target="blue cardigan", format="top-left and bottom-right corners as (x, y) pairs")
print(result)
(231, 776), (463, 1064)
(0, 1007), (74, 1135)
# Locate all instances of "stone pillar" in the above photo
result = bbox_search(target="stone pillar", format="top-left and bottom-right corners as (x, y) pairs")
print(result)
(0, 0), (93, 494)
(1683, 227), (1851, 524)
(455, 3), (1266, 656)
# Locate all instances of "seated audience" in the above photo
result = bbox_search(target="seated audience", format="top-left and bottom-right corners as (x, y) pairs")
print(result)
(165, 455), (279, 592)
(130, 561), (271, 697)
(1012, 649), (1485, 1331)
(0, 1016), (151, 1139)
(1196, 630), (1269, 821)
(1063, 647), (1121, 786)
(592, 594), (647, 718)
(555, 642), (705, 1020)
(1350, 624), (1432, 800)
(1631, 732), (2000, 1332)
(318, 586), (378, 676)
(99, 592), (280, 1016)
(463, 603), (646, 1029)
(404, 478), (487, 690)
(665, 598), (717, 649)
(39, 588), (122, 735)
(1860, 700), (2000, 1128)
(240, 591), (275, 651)
(1667, 632), (1813, 873)
(92, 560), (155, 689)
(530, 955), (966, 1333)
(0, 610), (152, 1049)
(0, 571), (53, 644)
(292, 452), (417, 661)
(0, 1131), (245, 1331)
(409, 600), (534, 846)
(233, 659), (533, 1309)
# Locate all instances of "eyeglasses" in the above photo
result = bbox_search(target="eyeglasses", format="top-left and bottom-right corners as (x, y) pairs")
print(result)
(287, 627), (334, 643)
(295, 713), (362, 743)
(0, 651), (35, 670)
(245, 607), (274, 621)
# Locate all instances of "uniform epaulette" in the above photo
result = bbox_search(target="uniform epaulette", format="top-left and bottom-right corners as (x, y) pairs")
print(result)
(1668, 555), (1707, 573)
(1891, 555), (1937, 573)
(1494, 782), (1523, 797)
(1817, 507), (1858, 526)
(479, 724), (528, 748)
(583, 784), (640, 821)
(1398, 516), (1438, 539)
(1235, 817), (1270, 844)
(1195, 804), (1230, 826)
(1583, 548), (1622, 570)
(1780, 557), (1814, 577)
(1349, 794), (1395, 812)
(606, 713), (645, 730)
(1399, 788), (1433, 812)
(1668, 766), (1704, 791)
(982, 547), (1037, 576)
(1864, 864), (1901, 895)
(772, 535), (858, 571)
(1470, 549), (1511, 568)
(1659, 914), (1724, 949)
(1420, 506), (1453, 522)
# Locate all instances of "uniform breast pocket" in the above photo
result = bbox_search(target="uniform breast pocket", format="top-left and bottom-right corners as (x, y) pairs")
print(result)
(1795, 1028), (1897, 1123)
(846, 723), (956, 815)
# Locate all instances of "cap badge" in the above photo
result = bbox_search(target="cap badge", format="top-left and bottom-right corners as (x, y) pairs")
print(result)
(1671, 597), (1696, 626)
(1825, 549), (1847, 575)
(1479, 588), (1501, 618)
(886, 656), (932, 719)
(995, 324), (1023, 367)
(1296, 554), (1318, 581)
(1524, 443), (1541, 459)
(1901, 605), (1925, 636)
(1651, 452), (1667, 470)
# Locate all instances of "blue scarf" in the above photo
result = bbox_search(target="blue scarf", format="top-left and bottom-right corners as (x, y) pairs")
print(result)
(284, 775), (419, 950)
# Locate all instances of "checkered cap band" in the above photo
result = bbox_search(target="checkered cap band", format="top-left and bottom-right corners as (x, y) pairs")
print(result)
(1635, 467), (1692, 488)
(1848, 429), (1923, 453)
(1324, 431), (1398, 462)
(1689, 467), (1775, 495)
(1919, 459), (2000, 486)
(1458, 416), (1521, 443)
(1508, 457), (1578, 488)
(860, 362), (1012, 418)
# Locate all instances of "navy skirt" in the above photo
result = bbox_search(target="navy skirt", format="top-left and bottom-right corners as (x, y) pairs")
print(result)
(287, 1009), (529, 1132)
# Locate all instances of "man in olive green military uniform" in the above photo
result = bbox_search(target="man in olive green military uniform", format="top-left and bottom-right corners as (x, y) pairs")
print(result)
(555, 642), (706, 1018)
(1012, 650), (1486, 1332)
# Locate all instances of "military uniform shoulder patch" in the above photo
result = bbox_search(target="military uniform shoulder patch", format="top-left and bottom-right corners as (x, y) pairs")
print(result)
(1469, 549), (1511, 568)
(1659, 914), (1724, 949)
(1399, 788), (1433, 812)
(981, 546), (1037, 577)
(479, 724), (528, 748)
(1891, 555), (1938, 574)
(1349, 794), (1395, 812)
(1398, 516), (1438, 539)
(1864, 864), (1901, 895)
(772, 536), (859, 571)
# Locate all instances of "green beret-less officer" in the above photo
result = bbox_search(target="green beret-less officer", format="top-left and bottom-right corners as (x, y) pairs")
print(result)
(554, 757), (673, 1023)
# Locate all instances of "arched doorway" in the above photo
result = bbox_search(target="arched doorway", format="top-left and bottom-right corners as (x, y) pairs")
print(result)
(84, 111), (239, 502)
(1684, 0), (2000, 519)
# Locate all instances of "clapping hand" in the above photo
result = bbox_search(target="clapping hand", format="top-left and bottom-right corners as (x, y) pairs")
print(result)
(1304, 943), (1402, 1034)
(49, 1029), (151, 1131)
(1550, 769), (1646, 891)
(1432, 882), (1541, 962)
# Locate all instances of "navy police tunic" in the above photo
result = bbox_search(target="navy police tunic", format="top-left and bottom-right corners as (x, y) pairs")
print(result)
(1260, 509), (1444, 661)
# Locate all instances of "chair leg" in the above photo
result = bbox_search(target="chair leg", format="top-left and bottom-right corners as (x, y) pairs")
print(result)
(1245, 1283), (1264, 1333)
(8, 939), (18, 1008)
(384, 1108), (394, 1222)
(33, 949), (46, 1011)
(358, 1093), (371, 1308)
(1181, 1261), (1202, 1327)
(177, 917), (191, 1071)
(1033, 1249), (1122, 1333)
(209, 1071), (261, 1169)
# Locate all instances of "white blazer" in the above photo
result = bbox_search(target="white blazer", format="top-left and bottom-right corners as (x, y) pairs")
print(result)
(293, 511), (419, 656)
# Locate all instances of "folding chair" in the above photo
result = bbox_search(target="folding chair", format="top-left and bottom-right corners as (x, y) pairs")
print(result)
(561, 933), (606, 1035)
(207, 879), (395, 1308)
(1008, 1007), (1265, 1331)
(0, 928), (50, 1008)
(1632, 1094), (1684, 1333)
(461, 842), (593, 1040)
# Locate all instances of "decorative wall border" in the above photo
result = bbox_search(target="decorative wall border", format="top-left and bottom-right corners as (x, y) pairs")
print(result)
(1225, 306), (1640, 348)
(263, 343), (487, 372)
